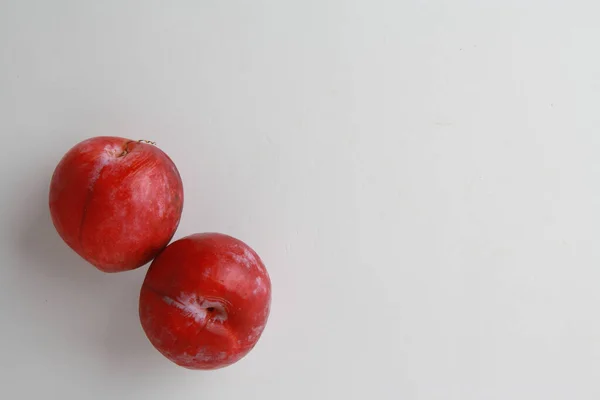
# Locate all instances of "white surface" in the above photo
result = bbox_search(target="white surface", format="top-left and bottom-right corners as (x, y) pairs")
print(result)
(1, 1), (600, 399)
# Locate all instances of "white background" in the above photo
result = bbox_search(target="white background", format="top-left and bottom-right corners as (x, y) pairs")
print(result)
(1, 1), (599, 399)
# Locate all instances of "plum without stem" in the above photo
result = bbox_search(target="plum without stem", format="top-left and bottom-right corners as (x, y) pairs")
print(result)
(139, 233), (271, 369)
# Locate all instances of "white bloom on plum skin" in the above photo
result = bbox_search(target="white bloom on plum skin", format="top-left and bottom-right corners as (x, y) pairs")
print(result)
(252, 276), (267, 295)
(162, 292), (228, 323)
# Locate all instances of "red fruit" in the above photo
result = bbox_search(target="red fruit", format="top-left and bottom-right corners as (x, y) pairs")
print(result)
(139, 233), (271, 370)
(49, 137), (184, 273)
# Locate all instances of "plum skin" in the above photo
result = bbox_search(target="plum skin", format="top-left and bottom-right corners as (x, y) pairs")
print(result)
(139, 233), (272, 370)
(49, 136), (184, 272)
